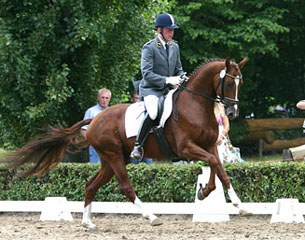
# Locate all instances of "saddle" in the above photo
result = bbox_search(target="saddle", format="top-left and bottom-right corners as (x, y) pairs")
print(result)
(125, 89), (178, 158)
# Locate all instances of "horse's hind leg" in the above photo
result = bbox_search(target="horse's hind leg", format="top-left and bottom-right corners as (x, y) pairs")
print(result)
(82, 163), (114, 229)
(133, 196), (162, 226)
(108, 157), (162, 226)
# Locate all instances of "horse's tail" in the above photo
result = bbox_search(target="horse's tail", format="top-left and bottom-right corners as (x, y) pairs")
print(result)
(1, 119), (92, 177)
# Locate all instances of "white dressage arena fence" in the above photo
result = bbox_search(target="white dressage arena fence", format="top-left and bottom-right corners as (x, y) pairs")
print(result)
(0, 167), (304, 223)
(1, 198), (304, 223)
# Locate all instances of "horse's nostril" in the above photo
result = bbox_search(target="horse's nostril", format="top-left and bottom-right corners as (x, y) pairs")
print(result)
(227, 111), (238, 120)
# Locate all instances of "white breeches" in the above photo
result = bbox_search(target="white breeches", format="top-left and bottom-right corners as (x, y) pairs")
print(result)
(144, 95), (159, 120)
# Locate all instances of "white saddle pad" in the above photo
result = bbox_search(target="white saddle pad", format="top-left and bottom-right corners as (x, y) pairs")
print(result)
(125, 89), (177, 138)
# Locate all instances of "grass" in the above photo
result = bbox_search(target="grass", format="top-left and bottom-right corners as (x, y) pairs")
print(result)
(243, 153), (282, 163)
(0, 148), (7, 158)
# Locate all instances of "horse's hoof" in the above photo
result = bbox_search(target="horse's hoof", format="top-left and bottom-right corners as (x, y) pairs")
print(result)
(197, 191), (205, 200)
(197, 183), (207, 200)
(82, 221), (97, 230)
(239, 209), (253, 216)
(150, 217), (163, 226)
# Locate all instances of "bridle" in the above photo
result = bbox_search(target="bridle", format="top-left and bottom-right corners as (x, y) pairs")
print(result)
(216, 67), (242, 107)
(178, 67), (243, 108)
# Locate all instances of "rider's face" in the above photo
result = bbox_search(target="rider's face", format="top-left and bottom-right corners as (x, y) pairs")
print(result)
(159, 27), (175, 42)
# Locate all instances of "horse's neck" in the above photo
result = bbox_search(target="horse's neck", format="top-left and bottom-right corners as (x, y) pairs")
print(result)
(187, 63), (221, 100)
(176, 81), (215, 122)
(178, 62), (222, 124)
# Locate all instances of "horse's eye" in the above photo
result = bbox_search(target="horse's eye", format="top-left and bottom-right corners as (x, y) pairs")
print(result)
(226, 80), (234, 88)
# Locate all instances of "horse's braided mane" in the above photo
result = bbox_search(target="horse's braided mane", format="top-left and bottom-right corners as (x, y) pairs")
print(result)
(188, 58), (236, 80)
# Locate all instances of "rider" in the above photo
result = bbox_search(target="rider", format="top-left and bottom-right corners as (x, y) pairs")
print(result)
(130, 13), (185, 161)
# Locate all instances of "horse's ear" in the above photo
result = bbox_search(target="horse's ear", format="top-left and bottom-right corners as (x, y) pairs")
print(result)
(238, 57), (248, 69)
(225, 58), (230, 69)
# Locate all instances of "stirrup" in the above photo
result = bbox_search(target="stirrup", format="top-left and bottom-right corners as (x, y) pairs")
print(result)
(130, 146), (144, 161)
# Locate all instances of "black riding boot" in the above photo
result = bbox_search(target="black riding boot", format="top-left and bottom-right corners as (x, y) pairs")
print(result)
(130, 114), (154, 161)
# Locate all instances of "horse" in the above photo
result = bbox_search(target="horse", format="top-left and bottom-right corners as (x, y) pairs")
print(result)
(1, 58), (248, 229)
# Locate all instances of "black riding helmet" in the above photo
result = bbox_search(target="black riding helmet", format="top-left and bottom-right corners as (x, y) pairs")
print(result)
(155, 13), (179, 29)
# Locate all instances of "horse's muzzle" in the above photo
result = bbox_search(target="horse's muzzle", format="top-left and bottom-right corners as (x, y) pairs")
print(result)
(222, 97), (239, 120)
(226, 106), (239, 120)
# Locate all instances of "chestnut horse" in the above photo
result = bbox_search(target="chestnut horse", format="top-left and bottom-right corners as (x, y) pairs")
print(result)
(2, 58), (248, 228)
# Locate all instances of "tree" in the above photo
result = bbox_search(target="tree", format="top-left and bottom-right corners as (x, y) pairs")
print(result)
(252, 0), (305, 118)
(172, 0), (305, 116)
(0, 0), (169, 147)
(1, 0), (304, 148)
(171, 0), (305, 143)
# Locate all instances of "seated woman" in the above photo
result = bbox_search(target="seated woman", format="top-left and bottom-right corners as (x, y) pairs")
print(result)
(214, 102), (243, 163)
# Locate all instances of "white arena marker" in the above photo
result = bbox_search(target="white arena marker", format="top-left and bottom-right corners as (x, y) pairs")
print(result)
(270, 198), (304, 223)
(40, 197), (73, 221)
(192, 167), (230, 222)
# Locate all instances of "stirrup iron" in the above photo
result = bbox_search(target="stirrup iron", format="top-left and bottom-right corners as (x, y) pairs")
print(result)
(130, 146), (144, 161)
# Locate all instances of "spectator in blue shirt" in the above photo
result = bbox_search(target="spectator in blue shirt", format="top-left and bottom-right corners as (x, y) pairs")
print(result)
(81, 88), (112, 163)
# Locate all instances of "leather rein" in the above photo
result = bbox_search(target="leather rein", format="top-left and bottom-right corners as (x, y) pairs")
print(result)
(178, 68), (242, 107)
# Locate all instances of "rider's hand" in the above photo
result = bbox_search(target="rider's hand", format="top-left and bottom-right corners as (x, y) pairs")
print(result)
(166, 76), (182, 86)
(180, 72), (189, 82)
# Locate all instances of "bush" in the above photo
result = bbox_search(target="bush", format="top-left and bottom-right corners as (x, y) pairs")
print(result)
(1, 162), (304, 203)
(225, 162), (305, 202)
(0, 163), (202, 202)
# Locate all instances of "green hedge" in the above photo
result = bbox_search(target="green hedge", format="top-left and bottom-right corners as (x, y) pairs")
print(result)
(0, 163), (201, 202)
(0, 162), (304, 202)
(226, 162), (305, 202)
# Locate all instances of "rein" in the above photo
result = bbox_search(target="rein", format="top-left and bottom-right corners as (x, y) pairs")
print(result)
(178, 70), (242, 105)
(172, 65), (242, 120)
(172, 77), (219, 121)
(179, 84), (219, 103)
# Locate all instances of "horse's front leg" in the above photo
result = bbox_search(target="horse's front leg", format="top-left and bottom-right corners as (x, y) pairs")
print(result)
(214, 155), (252, 216)
(226, 183), (252, 216)
(219, 171), (252, 215)
(213, 158), (243, 206)
(208, 146), (241, 206)
(197, 153), (217, 200)
(181, 144), (218, 200)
